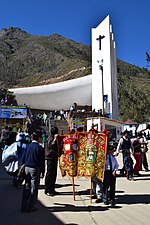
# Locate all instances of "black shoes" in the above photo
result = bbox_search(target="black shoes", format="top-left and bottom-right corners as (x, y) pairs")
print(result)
(120, 169), (126, 176)
(45, 191), (60, 196)
(127, 175), (134, 181)
(103, 200), (116, 206)
(92, 195), (97, 199)
(110, 200), (116, 206)
(103, 201), (109, 205)
(45, 192), (55, 196)
(95, 198), (102, 203)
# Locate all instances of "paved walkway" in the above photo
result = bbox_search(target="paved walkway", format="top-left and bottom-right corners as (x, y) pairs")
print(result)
(0, 150), (150, 225)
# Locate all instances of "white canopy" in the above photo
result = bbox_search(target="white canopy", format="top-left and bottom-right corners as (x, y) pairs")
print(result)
(9, 75), (92, 111)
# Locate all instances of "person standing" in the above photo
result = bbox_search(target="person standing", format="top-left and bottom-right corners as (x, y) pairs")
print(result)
(91, 174), (103, 203)
(103, 145), (119, 206)
(16, 127), (23, 141)
(140, 133), (149, 171)
(41, 130), (47, 148)
(42, 112), (48, 126)
(60, 109), (65, 120)
(116, 130), (134, 176)
(21, 130), (45, 213)
(132, 133), (142, 176)
(0, 126), (8, 150)
(3, 126), (16, 151)
(0, 126), (8, 142)
(124, 151), (134, 180)
(45, 126), (59, 196)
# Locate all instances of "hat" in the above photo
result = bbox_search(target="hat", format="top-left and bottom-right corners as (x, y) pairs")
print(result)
(123, 130), (130, 135)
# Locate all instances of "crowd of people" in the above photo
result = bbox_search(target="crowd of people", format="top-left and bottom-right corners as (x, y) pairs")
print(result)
(0, 122), (149, 213)
(27, 103), (103, 133)
(0, 124), (61, 213)
(116, 130), (149, 179)
(90, 129), (149, 206)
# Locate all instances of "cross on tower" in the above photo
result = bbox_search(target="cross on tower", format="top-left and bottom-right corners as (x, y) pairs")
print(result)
(96, 35), (105, 50)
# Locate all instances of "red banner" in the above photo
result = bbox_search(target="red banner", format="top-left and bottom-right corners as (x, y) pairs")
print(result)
(58, 134), (78, 177)
(77, 132), (107, 179)
(58, 131), (107, 180)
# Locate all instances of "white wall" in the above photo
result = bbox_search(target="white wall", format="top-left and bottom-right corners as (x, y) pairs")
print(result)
(92, 15), (118, 119)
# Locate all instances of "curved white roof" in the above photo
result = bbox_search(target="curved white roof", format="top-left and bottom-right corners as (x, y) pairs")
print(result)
(9, 75), (92, 111)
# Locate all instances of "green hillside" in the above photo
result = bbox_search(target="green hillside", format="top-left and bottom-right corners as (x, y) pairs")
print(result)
(117, 60), (150, 122)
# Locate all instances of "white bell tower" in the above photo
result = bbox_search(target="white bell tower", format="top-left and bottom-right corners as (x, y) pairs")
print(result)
(92, 15), (118, 120)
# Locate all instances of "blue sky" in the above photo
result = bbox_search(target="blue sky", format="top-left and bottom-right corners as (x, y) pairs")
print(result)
(1, 0), (150, 68)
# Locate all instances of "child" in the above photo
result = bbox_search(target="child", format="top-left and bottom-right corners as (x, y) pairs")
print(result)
(103, 144), (119, 206)
(91, 173), (103, 203)
(124, 152), (134, 180)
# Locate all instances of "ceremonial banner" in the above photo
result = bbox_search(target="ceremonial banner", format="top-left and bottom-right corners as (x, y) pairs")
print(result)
(58, 131), (107, 180)
(58, 134), (78, 177)
(77, 132), (107, 180)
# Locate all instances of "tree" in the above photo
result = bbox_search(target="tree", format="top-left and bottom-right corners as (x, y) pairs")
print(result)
(0, 89), (18, 106)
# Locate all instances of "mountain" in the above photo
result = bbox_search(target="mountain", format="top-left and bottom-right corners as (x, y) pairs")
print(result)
(0, 27), (150, 123)
(0, 27), (92, 87)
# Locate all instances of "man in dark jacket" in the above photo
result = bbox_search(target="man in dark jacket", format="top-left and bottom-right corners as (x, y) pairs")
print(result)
(21, 130), (45, 213)
(116, 130), (134, 176)
(45, 126), (59, 196)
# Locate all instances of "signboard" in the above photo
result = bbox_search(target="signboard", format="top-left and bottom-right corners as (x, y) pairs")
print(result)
(72, 118), (85, 130)
(0, 106), (27, 119)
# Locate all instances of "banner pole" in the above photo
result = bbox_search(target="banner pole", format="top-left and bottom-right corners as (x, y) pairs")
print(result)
(90, 178), (92, 203)
(72, 177), (75, 201)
